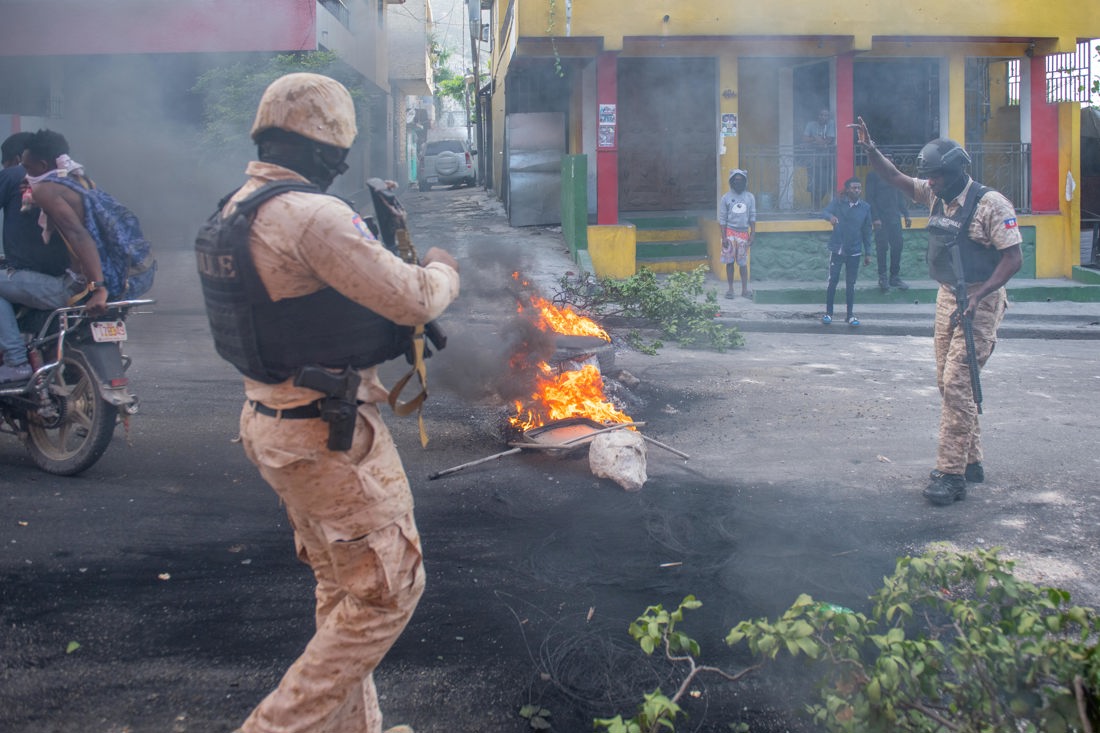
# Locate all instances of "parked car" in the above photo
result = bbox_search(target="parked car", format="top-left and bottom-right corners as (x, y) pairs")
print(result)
(419, 139), (477, 191)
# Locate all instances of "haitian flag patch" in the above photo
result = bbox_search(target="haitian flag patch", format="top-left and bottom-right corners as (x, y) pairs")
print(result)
(1003, 217), (1018, 230)
(352, 213), (376, 240)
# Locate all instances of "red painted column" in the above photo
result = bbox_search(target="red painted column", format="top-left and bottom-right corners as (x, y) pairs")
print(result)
(596, 52), (619, 225)
(835, 53), (855, 189)
(1030, 55), (1060, 213)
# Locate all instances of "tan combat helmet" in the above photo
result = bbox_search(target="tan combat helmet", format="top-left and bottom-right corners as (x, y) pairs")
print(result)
(250, 72), (357, 149)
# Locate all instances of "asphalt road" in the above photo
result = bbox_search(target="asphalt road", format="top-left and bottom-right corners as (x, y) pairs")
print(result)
(2, 185), (1098, 733)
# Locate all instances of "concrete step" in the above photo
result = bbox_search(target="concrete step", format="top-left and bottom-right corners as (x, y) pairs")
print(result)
(636, 239), (708, 259)
(636, 254), (710, 273)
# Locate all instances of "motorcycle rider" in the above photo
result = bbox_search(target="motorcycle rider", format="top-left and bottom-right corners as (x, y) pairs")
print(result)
(0, 130), (108, 383)
(206, 73), (459, 733)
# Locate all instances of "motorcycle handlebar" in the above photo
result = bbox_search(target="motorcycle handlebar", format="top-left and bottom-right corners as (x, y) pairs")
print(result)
(52, 298), (156, 316)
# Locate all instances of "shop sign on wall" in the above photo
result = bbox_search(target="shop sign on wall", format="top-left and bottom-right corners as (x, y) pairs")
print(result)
(598, 104), (617, 149)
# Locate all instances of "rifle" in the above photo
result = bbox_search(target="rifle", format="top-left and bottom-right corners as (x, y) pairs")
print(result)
(363, 178), (448, 355)
(947, 241), (983, 415)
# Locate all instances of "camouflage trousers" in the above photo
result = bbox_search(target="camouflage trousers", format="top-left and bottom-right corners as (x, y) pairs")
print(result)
(238, 401), (426, 733)
(933, 284), (1007, 475)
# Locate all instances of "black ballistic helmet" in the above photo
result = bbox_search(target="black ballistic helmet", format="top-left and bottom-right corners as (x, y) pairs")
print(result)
(916, 139), (971, 177)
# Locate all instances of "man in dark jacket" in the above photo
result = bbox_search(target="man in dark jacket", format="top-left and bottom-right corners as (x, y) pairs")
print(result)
(866, 152), (912, 291)
(821, 177), (873, 326)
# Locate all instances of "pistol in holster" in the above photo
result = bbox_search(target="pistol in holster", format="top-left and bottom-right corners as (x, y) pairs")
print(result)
(293, 365), (362, 451)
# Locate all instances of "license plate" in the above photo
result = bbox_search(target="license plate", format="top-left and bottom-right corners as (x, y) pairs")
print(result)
(427, 177), (438, 183)
(91, 320), (127, 342)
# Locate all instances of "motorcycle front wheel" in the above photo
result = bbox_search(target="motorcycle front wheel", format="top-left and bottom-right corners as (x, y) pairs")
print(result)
(26, 353), (117, 475)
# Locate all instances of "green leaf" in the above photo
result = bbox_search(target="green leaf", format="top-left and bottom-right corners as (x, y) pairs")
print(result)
(795, 637), (821, 659)
(640, 635), (655, 655)
(866, 677), (881, 703)
(725, 629), (745, 645)
(65, 641), (81, 654)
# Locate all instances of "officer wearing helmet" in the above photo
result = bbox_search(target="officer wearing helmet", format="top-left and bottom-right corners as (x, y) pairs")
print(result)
(850, 117), (1021, 507)
(212, 73), (459, 733)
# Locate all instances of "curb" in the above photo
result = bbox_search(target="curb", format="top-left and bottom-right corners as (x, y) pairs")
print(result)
(721, 317), (1100, 340)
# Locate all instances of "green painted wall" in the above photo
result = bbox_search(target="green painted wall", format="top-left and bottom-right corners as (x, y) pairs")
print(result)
(746, 227), (1036, 282)
(560, 155), (588, 259)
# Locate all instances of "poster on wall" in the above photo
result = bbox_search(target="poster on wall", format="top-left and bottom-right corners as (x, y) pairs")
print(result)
(598, 124), (616, 149)
(721, 113), (738, 137)
(599, 104), (617, 124)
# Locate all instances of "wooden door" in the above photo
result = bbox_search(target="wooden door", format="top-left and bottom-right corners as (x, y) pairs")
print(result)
(617, 57), (717, 212)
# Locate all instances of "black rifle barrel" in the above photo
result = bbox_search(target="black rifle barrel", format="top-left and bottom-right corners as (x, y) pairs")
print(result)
(948, 242), (983, 414)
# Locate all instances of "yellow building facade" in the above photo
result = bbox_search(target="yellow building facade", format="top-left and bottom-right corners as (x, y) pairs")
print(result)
(484, 0), (1098, 281)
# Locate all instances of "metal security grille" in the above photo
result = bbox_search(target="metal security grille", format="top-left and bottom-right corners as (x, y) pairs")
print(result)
(1006, 41), (1095, 105)
(1045, 41), (1094, 103)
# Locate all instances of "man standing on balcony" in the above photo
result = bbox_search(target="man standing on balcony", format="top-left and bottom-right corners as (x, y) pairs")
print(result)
(851, 117), (1023, 507)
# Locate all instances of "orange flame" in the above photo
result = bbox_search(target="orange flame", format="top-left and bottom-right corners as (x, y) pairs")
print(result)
(510, 364), (632, 432)
(508, 279), (629, 432)
(526, 296), (610, 342)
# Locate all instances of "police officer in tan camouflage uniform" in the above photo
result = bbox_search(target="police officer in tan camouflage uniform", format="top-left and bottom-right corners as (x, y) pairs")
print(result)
(207, 73), (460, 733)
(851, 117), (1022, 506)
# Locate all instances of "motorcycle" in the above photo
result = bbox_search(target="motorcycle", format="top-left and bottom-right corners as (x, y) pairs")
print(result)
(0, 297), (154, 475)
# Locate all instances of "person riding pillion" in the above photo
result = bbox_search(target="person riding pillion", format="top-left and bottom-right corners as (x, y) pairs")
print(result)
(850, 117), (1022, 507)
(195, 72), (459, 733)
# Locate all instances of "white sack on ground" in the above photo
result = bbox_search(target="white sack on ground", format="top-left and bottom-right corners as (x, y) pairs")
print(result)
(589, 430), (647, 491)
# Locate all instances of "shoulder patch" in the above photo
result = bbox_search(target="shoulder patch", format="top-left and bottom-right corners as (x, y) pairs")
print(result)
(352, 213), (376, 240)
(1003, 217), (1018, 230)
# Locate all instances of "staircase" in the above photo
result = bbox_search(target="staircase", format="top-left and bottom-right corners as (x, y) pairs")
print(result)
(623, 215), (709, 273)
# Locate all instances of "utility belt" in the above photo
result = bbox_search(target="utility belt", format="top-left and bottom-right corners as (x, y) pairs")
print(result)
(250, 399), (324, 419)
(249, 365), (364, 451)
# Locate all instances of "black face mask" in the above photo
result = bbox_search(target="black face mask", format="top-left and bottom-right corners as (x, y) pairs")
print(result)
(938, 171), (970, 202)
(258, 134), (350, 192)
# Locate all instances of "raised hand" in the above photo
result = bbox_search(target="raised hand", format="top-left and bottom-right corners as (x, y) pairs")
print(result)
(848, 116), (873, 148)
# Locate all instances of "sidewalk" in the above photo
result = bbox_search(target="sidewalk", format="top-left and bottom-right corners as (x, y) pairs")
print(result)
(707, 279), (1100, 339)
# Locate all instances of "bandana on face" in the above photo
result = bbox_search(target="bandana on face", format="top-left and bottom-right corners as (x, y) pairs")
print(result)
(25, 154), (85, 185)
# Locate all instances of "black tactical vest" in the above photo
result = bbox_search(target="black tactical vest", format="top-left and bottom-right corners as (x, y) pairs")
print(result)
(194, 180), (411, 384)
(926, 183), (1002, 285)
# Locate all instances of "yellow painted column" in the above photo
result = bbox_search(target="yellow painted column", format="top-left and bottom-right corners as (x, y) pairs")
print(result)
(1055, 102), (1081, 276)
(718, 53), (740, 194)
(587, 224), (637, 278)
(703, 219), (725, 282)
(946, 53), (966, 143)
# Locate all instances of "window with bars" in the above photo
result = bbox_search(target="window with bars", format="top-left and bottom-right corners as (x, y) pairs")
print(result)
(1007, 59), (1020, 106)
(1046, 42), (1093, 103)
(1007, 41), (1091, 106)
(1005, 41), (1094, 106)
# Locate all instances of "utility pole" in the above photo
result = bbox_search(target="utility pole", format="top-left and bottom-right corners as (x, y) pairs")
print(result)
(466, 0), (484, 183)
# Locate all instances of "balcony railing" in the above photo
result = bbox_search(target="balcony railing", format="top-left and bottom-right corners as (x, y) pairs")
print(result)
(320, 0), (351, 29)
(740, 142), (1032, 219)
(739, 145), (836, 218)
